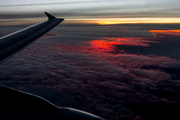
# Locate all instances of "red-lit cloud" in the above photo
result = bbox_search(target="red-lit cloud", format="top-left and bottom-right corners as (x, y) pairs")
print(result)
(150, 30), (180, 36)
(89, 37), (158, 53)
(0, 29), (180, 120)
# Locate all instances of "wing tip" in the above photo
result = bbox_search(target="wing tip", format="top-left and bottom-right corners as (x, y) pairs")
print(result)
(44, 12), (56, 20)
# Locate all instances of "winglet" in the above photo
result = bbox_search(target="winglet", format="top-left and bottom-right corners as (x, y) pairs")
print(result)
(45, 12), (56, 20)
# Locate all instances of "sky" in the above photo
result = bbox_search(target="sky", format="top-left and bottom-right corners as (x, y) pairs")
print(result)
(1, 1), (180, 120)
(0, 0), (180, 25)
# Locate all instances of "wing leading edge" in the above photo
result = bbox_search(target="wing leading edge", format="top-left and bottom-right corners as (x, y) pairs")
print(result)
(0, 12), (64, 63)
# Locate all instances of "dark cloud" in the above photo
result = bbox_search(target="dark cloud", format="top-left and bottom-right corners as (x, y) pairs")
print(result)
(0, 25), (180, 120)
(1, 10), (180, 20)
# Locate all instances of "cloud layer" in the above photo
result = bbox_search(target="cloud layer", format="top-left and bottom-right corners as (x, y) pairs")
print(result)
(0, 25), (180, 120)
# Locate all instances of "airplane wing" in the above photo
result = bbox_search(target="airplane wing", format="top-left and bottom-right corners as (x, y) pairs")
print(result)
(0, 84), (104, 120)
(0, 12), (105, 120)
(0, 12), (64, 63)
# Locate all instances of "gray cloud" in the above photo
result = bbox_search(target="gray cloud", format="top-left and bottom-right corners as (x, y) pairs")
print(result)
(1, 9), (180, 20)
(0, 0), (180, 21)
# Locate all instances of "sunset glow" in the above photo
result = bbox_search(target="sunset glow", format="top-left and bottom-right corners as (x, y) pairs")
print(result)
(54, 18), (180, 25)
(96, 18), (180, 25)
(98, 21), (138, 25)
(150, 30), (180, 33)
(88, 37), (157, 53)
(67, 18), (180, 25)
(90, 37), (157, 47)
(150, 30), (180, 36)
(2, 17), (180, 25)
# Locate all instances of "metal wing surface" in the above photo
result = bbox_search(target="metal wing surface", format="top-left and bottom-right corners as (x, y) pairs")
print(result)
(0, 12), (64, 63)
